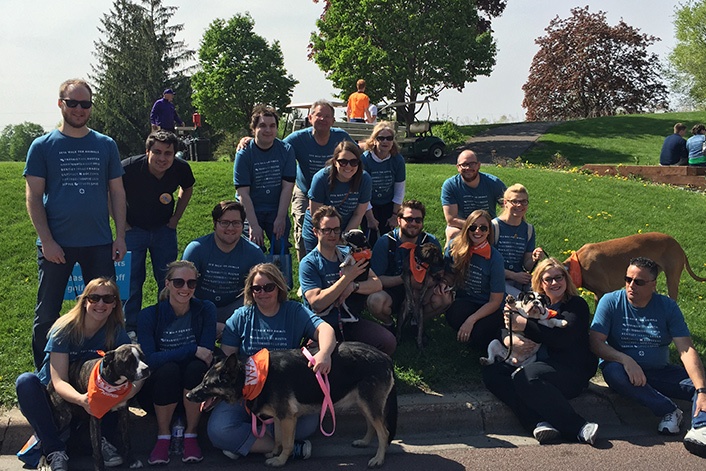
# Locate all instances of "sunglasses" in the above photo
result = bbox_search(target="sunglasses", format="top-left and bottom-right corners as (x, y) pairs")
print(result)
(469, 224), (489, 233)
(318, 227), (342, 235)
(401, 216), (423, 224)
(61, 98), (93, 109)
(542, 274), (565, 284)
(169, 278), (197, 289)
(251, 282), (277, 293)
(376, 135), (394, 142)
(217, 219), (243, 228)
(624, 276), (653, 286)
(86, 294), (117, 304)
(336, 158), (359, 167)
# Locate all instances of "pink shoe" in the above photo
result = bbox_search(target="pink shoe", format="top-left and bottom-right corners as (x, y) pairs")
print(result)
(148, 438), (170, 465)
(182, 437), (203, 463)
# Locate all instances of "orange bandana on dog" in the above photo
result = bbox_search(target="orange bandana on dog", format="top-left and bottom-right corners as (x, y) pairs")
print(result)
(242, 348), (269, 401)
(400, 242), (428, 284)
(470, 241), (492, 260)
(567, 251), (583, 288)
(352, 248), (372, 263)
(87, 351), (133, 419)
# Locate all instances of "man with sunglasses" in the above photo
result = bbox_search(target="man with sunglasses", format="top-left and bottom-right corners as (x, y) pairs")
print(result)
(182, 201), (265, 337)
(441, 150), (506, 247)
(590, 257), (706, 456)
(121, 130), (195, 335)
(24, 78), (127, 369)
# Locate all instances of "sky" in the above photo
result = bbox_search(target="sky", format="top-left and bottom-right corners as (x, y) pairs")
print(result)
(0, 0), (683, 131)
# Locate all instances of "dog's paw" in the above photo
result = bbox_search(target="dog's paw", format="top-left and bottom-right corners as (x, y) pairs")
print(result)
(479, 357), (492, 365)
(129, 458), (144, 469)
(265, 455), (288, 467)
(367, 455), (386, 468)
(352, 438), (370, 448)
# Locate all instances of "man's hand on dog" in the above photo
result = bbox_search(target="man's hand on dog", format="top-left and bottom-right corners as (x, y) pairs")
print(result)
(341, 257), (368, 281)
(195, 346), (213, 366)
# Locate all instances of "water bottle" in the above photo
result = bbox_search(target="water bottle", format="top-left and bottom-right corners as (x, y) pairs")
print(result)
(169, 415), (185, 455)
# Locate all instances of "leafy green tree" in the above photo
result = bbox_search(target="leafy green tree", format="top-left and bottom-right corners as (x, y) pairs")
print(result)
(191, 14), (297, 136)
(90, 0), (192, 156)
(522, 6), (668, 121)
(309, 0), (506, 126)
(669, 1), (706, 107)
(0, 122), (45, 162)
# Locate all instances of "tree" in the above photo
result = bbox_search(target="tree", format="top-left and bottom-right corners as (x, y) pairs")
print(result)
(90, 0), (193, 156)
(0, 122), (45, 162)
(522, 6), (668, 121)
(309, 0), (506, 127)
(191, 14), (298, 136)
(669, 1), (706, 107)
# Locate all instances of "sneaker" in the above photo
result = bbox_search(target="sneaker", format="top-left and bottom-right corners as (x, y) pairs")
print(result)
(658, 408), (683, 435)
(100, 437), (123, 467)
(533, 421), (560, 444)
(291, 440), (312, 460)
(182, 437), (203, 463)
(577, 422), (599, 445)
(684, 426), (706, 458)
(47, 451), (69, 471)
(148, 438), (170, 465)
(222, 449), (240, 460)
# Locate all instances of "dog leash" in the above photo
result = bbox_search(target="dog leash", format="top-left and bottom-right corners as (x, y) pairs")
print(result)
(301, 347), (336, 437)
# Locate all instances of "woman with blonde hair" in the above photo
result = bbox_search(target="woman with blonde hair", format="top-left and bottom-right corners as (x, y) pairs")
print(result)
(138, 260), (216, 465)
(361, 121), (406, 244)
(16, 278), (135, 470)
(444, 209), (505, 351)
(482, 257), (599, 445)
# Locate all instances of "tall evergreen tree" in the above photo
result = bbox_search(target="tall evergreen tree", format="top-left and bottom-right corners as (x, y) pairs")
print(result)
(91, 0), (192, 156)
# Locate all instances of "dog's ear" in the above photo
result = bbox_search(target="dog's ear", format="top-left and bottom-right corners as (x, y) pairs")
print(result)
(538, 293), (550, 306)
(517, 291), (528, 303)
(103, 350), (116, 363)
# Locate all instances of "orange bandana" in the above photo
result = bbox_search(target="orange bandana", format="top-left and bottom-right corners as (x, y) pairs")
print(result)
(400, 242), (428, 284)
(546, 309), (559, 319)
(87, 352), (133, 419)
(242, 348), (269, 401)
(352, 248), (372, 263)
(471, 241), (492, 260)
(567, 252), (583, 288)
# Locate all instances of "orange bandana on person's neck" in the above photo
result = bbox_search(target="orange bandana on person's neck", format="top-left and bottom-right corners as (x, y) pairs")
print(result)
(399, 242), (428, 284)
(242, 348), (270, 401)
(87, 351), (133, 419)
(470, 241), (492, 260)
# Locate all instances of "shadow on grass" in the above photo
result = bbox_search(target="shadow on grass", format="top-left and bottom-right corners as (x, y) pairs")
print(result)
(524, 141), (638, 166)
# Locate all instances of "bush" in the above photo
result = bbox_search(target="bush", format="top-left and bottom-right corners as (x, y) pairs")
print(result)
(434, 121), (466, 149)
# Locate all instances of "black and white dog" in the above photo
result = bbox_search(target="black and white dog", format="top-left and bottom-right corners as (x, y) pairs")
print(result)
(336, 229), (373, 322)
(47, 344), (150, 471)
(480, 292), (567, 367)
(187, 342), (397, 468)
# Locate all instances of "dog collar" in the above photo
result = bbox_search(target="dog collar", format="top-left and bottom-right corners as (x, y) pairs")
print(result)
(400, 242), (429, 284)
(567, 251), (583, 288)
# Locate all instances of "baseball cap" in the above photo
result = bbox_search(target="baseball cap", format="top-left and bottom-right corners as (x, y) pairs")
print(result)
(163, 88), (175, 95)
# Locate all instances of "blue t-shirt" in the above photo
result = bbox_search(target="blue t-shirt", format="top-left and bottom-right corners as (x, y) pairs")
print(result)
(182, 233), (266, 308)
(440, 173), (506, 220)
(37, 324), (131, 385)
(492, 218), (535, 273)
(233, 139), (296, 213)
(222, 301), (323, 358)
(158, 311), (196, 351)
(445, 242), (505, 304)
(24, 129), (123, 247)
(299, 247), (351, 326)
(360, 151), (406, 206)
(283, 127), (355, 193)
(371, 228), (441, 277)
(686, 134), (705, 161)
(591, 290), (690, 369)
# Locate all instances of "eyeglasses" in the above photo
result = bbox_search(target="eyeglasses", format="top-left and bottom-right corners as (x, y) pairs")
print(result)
(169, 278), (197, 289)
(317, 227), (342, 235)
(457, 162), (479, 169)
(60, 98), (93, 109)
(401, 216), (423, 224)
(624, 276), (654, 286)
(336, 158), (359, 167)
(376, 135), (394, 142)
(86, 294), (117, 304)
(469, 224), (489, 233)
(251, 282), (277, 293)
(217, 219), (243, 228)
(508, 199), (529, 206)
(542, 274), (565, 284)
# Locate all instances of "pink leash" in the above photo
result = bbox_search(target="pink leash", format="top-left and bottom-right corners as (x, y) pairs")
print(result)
(301, 347), (336, 436)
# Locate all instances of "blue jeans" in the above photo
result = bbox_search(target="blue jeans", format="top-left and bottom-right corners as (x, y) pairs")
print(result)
(602, 361), (706, 428)
(245, 210), (291, 253)
(33, 244), (115, 370)
(123, 225), (177, 331)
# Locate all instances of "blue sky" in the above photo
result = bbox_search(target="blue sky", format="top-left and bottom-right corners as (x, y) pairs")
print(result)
(0, 0), (681, 130)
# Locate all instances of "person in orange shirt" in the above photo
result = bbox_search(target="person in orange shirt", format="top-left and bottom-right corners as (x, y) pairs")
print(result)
(347, 79), (372, 123)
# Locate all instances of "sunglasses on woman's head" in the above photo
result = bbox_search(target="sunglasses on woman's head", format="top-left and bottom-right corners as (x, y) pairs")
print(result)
(86, 294), (117, 304)
(251, 283), (277, 293)
(169, 278), (197, 289)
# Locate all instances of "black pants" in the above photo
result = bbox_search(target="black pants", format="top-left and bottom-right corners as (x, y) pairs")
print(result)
(360, 202), (395, 247)
(482, 360), (589, 438)
(143, 358), (209, 406)
(445, 299), (502, 352)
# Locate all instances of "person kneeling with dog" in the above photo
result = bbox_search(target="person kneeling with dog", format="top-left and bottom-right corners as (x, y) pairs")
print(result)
(482, 258), (600, 445)
(137, 260), (216, 465)
(207, 263), (336, 460)
(16, 278), (140, 471)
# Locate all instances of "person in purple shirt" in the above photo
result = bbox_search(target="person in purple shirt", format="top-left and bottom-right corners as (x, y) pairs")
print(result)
(150, 88), (183, 133)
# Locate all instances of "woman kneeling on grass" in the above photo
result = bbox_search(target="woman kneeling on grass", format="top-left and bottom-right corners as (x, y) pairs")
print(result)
(207, 263), (336, 461)
(482, 258), (600, 445)
(137, 260), (216, 465)
(16, 278), (138, 471)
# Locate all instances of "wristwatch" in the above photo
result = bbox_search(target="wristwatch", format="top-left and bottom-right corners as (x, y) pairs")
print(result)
(697, 388), (706, 395)
(353, 282), (360, 293)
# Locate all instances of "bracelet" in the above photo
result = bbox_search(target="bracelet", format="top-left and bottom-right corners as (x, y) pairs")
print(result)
(697, 388), (706, 395)
(353, 282), (360, 293)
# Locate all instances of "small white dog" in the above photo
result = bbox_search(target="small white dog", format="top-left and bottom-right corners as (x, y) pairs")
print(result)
(480, 292), (567, 367)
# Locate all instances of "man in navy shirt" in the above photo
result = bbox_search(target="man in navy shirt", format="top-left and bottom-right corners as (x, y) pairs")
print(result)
(659, 123), (688, 166)
(150, 88), (183, 132)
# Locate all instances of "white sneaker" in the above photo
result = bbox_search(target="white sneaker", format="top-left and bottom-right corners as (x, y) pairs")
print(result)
(577, 422), (599, 445)
(684, 426), (706, 458)
(46, 451), (69, 471)
(658, 408), (683, 435)
(222, 449), (240, 460)
(101, 437), (123, 467)
(533, 421), (560, 444)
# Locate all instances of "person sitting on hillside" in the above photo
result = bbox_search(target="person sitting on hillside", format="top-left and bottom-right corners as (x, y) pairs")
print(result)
(686, 123), (706, 166)
(660, 123), (688, 166)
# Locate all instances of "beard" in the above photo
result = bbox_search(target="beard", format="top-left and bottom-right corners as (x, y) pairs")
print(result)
(62, 109), (90, 129)
(461, 171), (479, 183)
(400, 225), (421, 239)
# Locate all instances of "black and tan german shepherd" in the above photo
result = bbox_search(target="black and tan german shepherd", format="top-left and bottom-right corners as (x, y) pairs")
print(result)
(186, 341), (397, 467)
